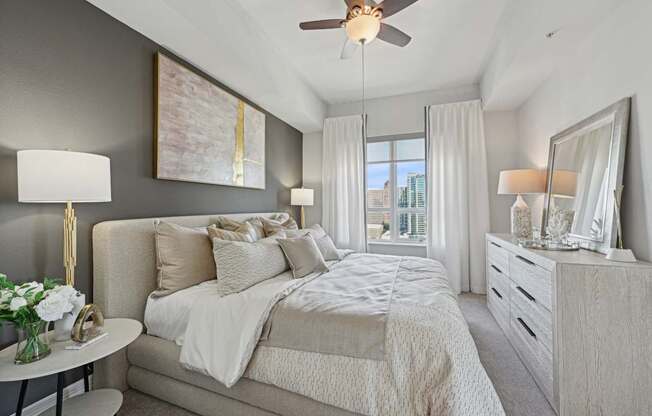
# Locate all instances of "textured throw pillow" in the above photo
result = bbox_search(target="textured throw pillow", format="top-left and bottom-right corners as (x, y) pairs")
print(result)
(261, 217), (299, 237)
(277, 234), (329, 278)
(272, 212), (291, 223)
(213, 239), (289, 296)
(153, 221), (216, 297)
(207, 224), (255, 242)
(215, 216), (265, 240)
(314, 234), (340, 261)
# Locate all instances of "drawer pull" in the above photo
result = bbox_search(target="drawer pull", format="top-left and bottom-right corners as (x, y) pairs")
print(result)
(517, 317), (537, 338)
(491, 287), (503, 299)
(490, 265), (502, 274)
(515, 255), (535, 266)
(516, 286), (536, 302)
(490, 242), (502, 248)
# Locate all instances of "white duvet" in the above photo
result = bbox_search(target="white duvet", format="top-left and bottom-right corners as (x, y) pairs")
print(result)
(180, 254), (505, 416)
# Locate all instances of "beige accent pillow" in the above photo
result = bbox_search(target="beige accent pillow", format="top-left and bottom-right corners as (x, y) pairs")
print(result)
(277, 234), (329, 278)
(153, 221), (215, 297)
(213, 238), (289, 296)
(272, 212), (291, 223)
(261, 217), (299, 237)
(215, 216), (265, 240)
(314, 234), (340, 261)
(207, 224), (255, 242)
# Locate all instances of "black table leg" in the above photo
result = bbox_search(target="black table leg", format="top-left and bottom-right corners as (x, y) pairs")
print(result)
(56, 372), (64, 416)
(83, 364), (90, 392)
(16, 379), (28, 416)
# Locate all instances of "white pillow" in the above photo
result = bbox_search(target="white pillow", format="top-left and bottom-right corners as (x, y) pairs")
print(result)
(212, 238), (289, 296)
(314, 234), (340, 261)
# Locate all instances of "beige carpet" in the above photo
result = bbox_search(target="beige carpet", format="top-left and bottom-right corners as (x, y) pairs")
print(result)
(118, 294), (554, 416)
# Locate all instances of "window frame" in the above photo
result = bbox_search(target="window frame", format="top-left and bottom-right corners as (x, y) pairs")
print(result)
(366, 133), (427, 245)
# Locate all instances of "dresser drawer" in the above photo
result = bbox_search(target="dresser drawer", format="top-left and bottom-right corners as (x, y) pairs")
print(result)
(509, 253), (552, 311)
(510, 282), (553, 354)
(510, 301), (553, 402)
(487, 271), (510, 333)
(487, 239), (509, 276)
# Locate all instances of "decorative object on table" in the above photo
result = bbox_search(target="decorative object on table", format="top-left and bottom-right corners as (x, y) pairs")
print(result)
(72, 304), (105, 343)
(542, 97), (630, 253)
(0, 274), (76, 364)
(605, 185), (637, 262)
(155, 52), (266, 189)
(17, 149), (112, 286)
(53, 291), (85, 341)
(497, 169), (545, 239)
(546, 205), (575, 243)
(291, 188), (314, 228)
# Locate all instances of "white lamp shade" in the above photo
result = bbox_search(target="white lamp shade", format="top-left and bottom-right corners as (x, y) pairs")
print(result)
(17, 150), (111, 203)
(497, 169), (545, 195)
(345, 15), (380, 43)
(291, 188), (314, 206)
(549, 170), (577, 198)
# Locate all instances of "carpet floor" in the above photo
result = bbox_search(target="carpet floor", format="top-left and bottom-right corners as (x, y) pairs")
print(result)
(118, 294), (554, 416)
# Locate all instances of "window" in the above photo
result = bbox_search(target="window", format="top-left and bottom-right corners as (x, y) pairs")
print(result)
(366, 137), (426, 243)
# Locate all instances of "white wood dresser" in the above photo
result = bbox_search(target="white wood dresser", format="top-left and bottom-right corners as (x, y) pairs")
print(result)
(485, 233), (652, 416)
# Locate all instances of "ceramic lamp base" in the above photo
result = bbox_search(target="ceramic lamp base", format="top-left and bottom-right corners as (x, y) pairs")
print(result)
(510, 194), (532, 239)
(605, 248), (637, 263)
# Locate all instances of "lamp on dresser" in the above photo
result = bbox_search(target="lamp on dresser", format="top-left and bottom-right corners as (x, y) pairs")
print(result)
(497, 169), (545, 239)
(17, 150), (112, 287)
(291, 187), (314, 228)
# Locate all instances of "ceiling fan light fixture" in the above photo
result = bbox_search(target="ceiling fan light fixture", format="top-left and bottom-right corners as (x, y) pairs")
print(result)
(345, 14), (381, 44)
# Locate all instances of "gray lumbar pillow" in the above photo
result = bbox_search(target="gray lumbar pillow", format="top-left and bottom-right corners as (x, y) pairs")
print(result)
(213, 238), (289, 297)
(277, 234), (329, 279)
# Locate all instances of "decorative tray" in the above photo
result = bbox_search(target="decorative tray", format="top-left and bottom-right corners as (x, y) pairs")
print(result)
(519, 239), (580, 251)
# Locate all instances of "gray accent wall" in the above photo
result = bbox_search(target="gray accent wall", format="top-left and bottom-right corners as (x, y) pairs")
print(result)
(0, 0), (302, 412)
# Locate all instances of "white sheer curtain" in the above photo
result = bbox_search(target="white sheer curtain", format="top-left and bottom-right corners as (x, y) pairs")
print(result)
(321, 115), (367, 251)
(426, 100), (490, 294)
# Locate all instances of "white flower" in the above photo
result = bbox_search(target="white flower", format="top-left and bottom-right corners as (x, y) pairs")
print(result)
(35, 291), (74, 322)
(9, 296), (27, 311)
(52, 285), (78, 301)
(16, 282), (43, 297)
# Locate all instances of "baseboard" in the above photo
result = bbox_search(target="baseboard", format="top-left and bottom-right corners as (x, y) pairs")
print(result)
(9, 376), (89, 416)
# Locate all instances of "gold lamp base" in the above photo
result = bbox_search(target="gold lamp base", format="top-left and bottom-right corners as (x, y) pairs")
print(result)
(64, 201), (77, 287)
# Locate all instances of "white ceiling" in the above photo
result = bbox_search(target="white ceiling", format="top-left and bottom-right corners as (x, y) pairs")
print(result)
(236, 0), (508, 104)
(88, 0), (627, 132)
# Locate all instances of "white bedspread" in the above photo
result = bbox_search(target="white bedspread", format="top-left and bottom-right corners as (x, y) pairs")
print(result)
(180, 254), (504, 416)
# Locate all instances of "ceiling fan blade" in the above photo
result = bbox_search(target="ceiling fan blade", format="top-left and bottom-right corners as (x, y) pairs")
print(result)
(377, 23), (411, 47)
(377, 0), (418, 18)
(340, 38), (359, 59)
(299, 19), (344, 30)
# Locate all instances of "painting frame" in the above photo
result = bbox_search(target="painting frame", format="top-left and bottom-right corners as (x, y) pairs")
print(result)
(154, 51), (266, 190)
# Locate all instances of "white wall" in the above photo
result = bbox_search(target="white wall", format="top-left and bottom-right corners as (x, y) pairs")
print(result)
(515, 0), (652, 260)
(304, 86), (520, 256)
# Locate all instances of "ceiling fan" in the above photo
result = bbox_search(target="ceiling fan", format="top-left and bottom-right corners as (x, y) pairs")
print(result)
(299, 0), (419, 59)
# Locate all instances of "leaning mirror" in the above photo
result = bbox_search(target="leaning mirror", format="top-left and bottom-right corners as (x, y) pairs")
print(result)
(542, 98), (630, 253)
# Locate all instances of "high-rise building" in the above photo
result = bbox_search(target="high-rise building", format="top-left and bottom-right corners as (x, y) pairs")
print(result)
(405, 172), (426, 237)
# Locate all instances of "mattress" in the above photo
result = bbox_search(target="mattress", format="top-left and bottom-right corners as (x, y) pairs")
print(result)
(144, 279), (218, 345)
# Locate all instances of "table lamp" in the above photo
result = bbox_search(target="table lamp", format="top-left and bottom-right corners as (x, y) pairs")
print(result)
(17, 150), (112, 287)
(498, 169), (545, 239)
(290, 188), (314, 229)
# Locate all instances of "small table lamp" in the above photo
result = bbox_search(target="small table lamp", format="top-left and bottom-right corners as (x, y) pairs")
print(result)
(17, 150), (111, 287)
(290, 188), (314, 229)
(498, 169), (544, 239)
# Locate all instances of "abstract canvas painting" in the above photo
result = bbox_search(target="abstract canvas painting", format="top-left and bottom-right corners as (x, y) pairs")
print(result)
(155, 52), (266, 189)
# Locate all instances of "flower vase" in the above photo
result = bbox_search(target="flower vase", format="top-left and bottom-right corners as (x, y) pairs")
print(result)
(15, 321), (51, 364)
(54, 293), (85, 341)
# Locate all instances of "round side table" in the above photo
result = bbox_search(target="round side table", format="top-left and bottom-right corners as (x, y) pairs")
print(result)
(0, 318), (141, 416)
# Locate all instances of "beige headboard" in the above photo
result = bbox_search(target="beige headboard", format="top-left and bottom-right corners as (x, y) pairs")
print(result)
(92, 212), (281, 323)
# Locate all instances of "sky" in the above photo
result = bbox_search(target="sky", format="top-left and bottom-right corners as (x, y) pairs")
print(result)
(367, 161), (425, 189)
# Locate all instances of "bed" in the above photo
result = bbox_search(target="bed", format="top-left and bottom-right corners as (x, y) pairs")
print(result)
(92, 212), (504, 416)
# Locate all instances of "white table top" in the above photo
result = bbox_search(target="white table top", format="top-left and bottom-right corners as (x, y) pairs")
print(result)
(0, 318), (141, 382)
(39, 389), (123, 416)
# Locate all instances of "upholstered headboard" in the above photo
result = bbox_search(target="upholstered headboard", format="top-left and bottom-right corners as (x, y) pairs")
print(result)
(92, 212), (281, 323)
(92, 212), (282, 391)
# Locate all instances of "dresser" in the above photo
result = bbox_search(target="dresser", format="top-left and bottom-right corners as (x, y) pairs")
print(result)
(485, 233), (652, 416)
